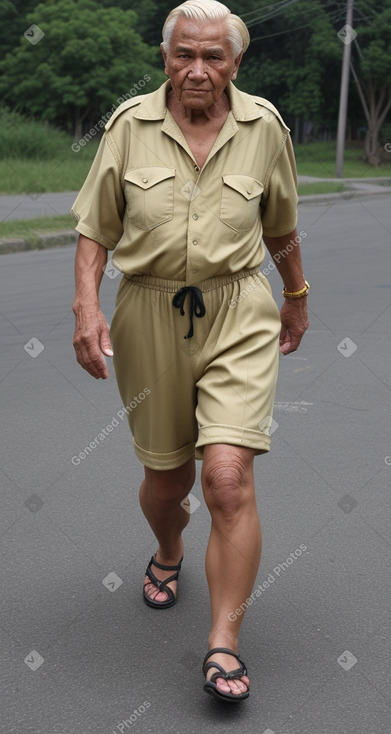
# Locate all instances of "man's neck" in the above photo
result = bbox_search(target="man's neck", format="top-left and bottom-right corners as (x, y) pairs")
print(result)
(166, 89), (230, 126)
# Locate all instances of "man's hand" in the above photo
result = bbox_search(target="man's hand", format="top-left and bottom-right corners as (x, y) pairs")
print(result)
(72, 234), (113, 379)
(73, 303), (113, 379)
(279, 297), (309, 355)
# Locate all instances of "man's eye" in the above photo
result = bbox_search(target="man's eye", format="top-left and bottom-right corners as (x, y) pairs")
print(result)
(178, 54), (189, 59)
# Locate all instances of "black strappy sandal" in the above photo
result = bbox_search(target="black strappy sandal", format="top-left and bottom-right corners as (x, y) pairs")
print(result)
(143, 553), (183, 609)
(203, 647), (250, 702)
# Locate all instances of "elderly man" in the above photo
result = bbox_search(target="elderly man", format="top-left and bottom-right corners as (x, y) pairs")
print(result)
(72, 0), (309, 703)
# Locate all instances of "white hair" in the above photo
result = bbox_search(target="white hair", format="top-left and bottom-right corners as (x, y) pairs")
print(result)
(161, 0), (250, 58)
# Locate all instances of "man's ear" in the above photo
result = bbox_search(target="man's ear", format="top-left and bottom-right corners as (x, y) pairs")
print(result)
(231, 53), (243, 81)
(161, 43), (169, 76)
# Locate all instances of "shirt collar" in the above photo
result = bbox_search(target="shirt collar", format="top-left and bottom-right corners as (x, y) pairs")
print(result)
(133, 80), (262, 122)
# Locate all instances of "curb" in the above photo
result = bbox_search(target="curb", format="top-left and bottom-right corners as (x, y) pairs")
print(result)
(0, 188), (389, 254)
(298, 189), (391, 206)
(0, 230), (77, 255)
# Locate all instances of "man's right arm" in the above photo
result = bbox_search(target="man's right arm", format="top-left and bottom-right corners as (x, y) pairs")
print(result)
(72, 234), (113, 380)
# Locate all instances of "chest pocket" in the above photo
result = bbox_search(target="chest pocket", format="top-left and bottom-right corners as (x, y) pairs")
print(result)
(220, 175), (263, 232)
(124, 167), (175, 230)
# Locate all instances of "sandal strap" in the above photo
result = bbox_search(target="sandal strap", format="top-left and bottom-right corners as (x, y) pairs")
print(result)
(144, 565), (177, 595)
(202, 647), (246, 675)
(208, 666), (247, 683)
(149, 553), (183, 572)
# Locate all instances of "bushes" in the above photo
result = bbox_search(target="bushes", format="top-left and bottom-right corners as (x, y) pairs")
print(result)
(0, 108), (77, 159)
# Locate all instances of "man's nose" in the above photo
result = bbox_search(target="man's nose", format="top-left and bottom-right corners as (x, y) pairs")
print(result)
(188, 59), (208, 79)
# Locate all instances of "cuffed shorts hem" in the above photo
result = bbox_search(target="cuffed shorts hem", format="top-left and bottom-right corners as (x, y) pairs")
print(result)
(195, 424), (271, 460)
(133, 438), (195, 471)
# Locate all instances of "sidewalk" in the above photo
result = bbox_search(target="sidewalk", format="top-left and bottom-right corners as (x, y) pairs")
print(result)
(1, 177), (390, 254)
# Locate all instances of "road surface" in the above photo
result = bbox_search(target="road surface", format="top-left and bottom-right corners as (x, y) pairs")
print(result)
(1, 195), (390, 734)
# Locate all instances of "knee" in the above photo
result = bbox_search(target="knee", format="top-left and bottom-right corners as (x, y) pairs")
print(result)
(143, 463), (196, 509)
(202, 457), (247, 518)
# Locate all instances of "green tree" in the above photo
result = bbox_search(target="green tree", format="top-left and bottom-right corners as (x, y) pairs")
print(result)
(0, 0), (165, 138)
(0, 0), (38, 59)
(235, 0), (341, 139)
(351, 0), (391, 163)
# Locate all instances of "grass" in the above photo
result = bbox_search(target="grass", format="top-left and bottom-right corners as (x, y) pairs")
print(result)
(295, 141), (391, 179)
(0, 153), (98, 195)
(0, 110), (390, 195)
(0, 214), (75, 241)
(298, 181), (346, 196)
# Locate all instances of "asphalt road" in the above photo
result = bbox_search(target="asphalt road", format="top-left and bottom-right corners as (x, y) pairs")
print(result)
(1, 179), (391, 222)
(1, 195), (391, 734)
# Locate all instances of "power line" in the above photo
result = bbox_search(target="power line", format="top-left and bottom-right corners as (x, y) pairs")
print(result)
(248, 6), (347, 43)
(238, 0), (302, 28)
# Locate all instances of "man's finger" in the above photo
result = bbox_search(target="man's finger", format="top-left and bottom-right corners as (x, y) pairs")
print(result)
(100, 323), (113, 357)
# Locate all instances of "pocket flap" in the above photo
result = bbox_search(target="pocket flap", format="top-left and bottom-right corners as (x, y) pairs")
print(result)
(124, 167), (175, 190)
(222, 174), (263, 200)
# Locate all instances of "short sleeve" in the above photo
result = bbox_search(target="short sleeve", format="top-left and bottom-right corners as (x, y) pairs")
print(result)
(71, 134), (125, 250)
(261, 132), (298, 238)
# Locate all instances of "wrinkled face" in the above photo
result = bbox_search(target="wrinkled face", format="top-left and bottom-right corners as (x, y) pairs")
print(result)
(162, 16), (242, 110)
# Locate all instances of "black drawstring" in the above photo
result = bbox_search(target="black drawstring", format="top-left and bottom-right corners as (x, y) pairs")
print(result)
(172, 286), (206, 339)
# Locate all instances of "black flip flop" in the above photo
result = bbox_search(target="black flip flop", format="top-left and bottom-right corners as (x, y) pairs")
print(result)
(203, 647), (250, 702)
(143, 553), (183, 609)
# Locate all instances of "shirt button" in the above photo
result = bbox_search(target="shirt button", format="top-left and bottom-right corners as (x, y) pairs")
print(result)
(192, 239), (198, 246)
(194, 165), (200, 172)
(192, 214), (198, 220)
(142, 178), (148, 183)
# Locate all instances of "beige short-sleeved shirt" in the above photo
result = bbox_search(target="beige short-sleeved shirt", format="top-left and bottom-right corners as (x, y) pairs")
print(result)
(71, 80), (298, 286)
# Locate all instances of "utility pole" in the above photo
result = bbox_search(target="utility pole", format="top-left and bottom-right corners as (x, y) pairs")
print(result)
(336, 0), (355, 178)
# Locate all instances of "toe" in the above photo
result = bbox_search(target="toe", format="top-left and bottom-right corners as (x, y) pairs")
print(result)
(227, 676), (249, 695)
(214, 677), (232, 694)
(144, 579), (168, 603)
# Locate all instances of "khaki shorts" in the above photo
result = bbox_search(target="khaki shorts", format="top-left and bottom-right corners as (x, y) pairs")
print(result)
(110, 268), (281, 470)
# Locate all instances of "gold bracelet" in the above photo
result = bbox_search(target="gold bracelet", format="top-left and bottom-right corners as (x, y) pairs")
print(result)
(282, 280), (310, 299)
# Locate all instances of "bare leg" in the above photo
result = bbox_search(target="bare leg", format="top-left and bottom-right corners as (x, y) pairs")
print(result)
(201, 444), (261, 696)
(140, 456), (196, 603)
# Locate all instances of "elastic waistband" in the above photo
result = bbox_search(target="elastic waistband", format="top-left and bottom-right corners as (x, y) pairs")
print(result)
(126, 268), (261, 293)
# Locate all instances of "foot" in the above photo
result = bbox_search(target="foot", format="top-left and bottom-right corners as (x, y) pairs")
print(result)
(204, 648), (250, 698)
(143, 548), (183, 604)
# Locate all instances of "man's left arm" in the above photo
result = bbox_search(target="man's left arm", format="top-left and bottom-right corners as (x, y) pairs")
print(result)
(263, 228), (309, 355)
